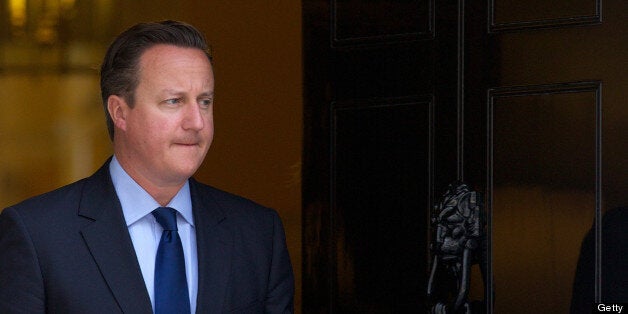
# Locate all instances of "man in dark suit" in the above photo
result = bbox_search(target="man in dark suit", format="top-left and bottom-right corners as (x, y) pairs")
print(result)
(0, 21), (294, 313)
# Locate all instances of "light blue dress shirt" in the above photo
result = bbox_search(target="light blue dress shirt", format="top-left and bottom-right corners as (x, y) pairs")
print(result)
(109, 156), (198, 313)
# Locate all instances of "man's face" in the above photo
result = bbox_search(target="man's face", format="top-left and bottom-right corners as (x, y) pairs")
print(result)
(115, 44), (214, 187)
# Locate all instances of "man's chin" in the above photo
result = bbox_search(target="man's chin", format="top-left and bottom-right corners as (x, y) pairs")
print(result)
(175, 163), (203, 179)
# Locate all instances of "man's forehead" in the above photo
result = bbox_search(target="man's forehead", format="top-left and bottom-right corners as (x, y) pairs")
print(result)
(139, 44), (212, 67)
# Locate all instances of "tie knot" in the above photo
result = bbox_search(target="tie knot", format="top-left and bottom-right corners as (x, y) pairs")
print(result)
(152, 207), (178, 231)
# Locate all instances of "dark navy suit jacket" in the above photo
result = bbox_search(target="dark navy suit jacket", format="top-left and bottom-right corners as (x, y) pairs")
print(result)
(0, 160), (294, 313)
(570, 206), (628, 313)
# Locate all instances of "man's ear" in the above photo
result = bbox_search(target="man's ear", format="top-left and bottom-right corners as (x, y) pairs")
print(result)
(107, 95), (128, 132)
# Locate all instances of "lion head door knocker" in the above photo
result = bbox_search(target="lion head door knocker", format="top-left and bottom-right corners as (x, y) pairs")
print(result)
(427, 182), (488, 314)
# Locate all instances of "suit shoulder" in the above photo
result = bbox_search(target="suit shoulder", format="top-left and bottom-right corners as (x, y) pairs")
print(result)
(0, 178), (94, 244)
(3, 178), (89, 217)
(5, 161), (111, 216)
(190, 180), (277, 217)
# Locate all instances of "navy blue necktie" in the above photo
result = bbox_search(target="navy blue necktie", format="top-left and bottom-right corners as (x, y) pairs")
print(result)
(152, 207), (190, 314)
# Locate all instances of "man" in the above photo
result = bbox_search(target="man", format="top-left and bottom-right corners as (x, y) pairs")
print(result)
(0, 21), (294, 313)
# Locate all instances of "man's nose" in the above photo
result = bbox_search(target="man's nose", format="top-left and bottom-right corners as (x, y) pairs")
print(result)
(182, 103), (205, 130)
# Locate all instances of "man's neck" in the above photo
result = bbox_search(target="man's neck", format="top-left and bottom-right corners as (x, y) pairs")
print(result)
(113, 154), (186, 207)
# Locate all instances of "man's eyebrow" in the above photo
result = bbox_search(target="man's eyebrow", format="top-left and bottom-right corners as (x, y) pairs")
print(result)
(160, 90), (214, 97)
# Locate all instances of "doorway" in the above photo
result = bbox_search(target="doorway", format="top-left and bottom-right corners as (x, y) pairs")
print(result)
(302, 0), (627, 312)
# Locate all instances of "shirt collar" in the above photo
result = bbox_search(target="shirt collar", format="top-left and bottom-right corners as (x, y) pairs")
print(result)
(109, 156), (194, 227)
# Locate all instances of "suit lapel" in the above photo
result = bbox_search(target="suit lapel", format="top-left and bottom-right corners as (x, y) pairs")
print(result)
(191, 179), (233, 314)
(78, 162), (153, 314)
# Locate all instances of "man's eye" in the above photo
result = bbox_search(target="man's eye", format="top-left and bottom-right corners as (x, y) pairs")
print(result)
(199, 99), (213, 107)
(165, 98), (181, 105)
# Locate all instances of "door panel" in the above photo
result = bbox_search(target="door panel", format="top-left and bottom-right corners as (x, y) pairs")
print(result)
(487, 83), (600, 313)
(331, 98), (431, 312)
(331, 0), (433, 46)
(489, 0), (601, 31)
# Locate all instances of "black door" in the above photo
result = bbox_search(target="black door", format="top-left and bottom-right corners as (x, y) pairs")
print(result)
(302, 0), (627, 312)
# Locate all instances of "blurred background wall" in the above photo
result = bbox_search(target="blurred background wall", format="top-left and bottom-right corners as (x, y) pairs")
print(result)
(0, 0), (302, 311)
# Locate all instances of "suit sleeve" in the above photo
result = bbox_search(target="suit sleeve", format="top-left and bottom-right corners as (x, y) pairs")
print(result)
(264, 212), (295, 313)
(0, 207), (46, 314)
